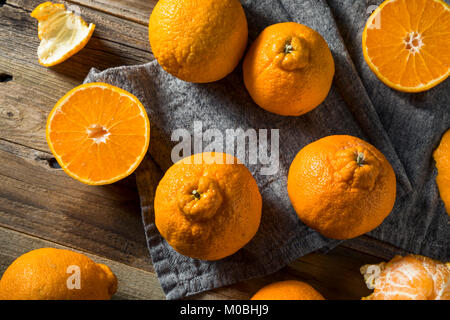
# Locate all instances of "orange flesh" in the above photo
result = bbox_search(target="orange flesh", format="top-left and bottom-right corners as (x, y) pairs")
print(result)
(433, 129), (450, 214)
(363, 0), (450, 92)
(46, 83), (150, 185)
(31, 2), (95, 67)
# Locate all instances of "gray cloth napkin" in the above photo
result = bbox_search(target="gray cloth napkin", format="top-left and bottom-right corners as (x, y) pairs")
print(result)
(326, 0), (449, 259)
(83, 0), (446, 299)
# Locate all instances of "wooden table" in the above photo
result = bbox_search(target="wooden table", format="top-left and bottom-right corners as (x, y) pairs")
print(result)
(0, 0), (408, 300)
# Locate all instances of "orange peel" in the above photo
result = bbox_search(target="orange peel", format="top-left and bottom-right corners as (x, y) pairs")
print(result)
(31, 2), (95, 66)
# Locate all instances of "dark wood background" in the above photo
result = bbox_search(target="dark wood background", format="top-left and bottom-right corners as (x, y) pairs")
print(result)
(0, 0), (408, 299)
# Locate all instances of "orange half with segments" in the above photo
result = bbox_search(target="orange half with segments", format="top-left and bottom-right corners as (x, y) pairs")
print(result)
(363, 0), (450, 92)
(46, 83), (150, 185)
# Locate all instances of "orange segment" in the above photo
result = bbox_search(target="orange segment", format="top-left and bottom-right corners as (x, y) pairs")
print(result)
(46, 83), (150, 185)
(361, 255), (450, 300)
(31, 2), (95, 67)
(363, 0), (450, 92)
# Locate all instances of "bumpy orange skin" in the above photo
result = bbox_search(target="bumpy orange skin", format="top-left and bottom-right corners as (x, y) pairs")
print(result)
(251, 280), (325, 300)
(433, 129), (450, 215)
(148, 0), (248, 83)
(287, 135), (397, 240)
(361, 255), (450, 300)
(243, 22), (335, 116)
(0, 248), (117, 300)
(154, 152), (262, 261)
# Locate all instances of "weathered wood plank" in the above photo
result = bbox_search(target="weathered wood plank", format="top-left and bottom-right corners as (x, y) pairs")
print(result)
(0, 138), (154, 271)
(0, 221), (376, 300)
(0, 0), (399, 301)
(195, 245), (376, 300)
(286, 246), (377, 299)
(342, 236), (409, 261)
(0, 140), (376, 300)
(67, 0), (155, 25)
(0, 225), (165, 300)
(0, 1), (153, 152)
(7, 0), (152, 53)
(5, 0), (152, 62)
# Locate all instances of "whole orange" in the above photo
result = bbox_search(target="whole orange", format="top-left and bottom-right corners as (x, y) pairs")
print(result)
(251, 280), (325, 300)
(287, 135), (396, 239)
(154, 152), (262, 260)
(148, 0), (248, 83)
(243, 22), (335, 116)
(0, 248), (117, 300)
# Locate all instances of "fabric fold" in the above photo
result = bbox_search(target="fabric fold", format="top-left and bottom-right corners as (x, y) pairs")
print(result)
(82, 0), (446, 299)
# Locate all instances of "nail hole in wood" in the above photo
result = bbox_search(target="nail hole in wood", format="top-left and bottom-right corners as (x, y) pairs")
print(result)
(47, 158), (61, 169)
(0, 73), (13, 82)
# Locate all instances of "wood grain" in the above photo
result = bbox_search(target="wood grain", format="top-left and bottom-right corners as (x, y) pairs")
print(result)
(0, 220), (377, 300)
(67, 0), (155, 25)
(0, 225), (165, 300)
(0, 0), (404, 300)
(0, 138), (155, 271)
(0, 0), (153, 152)
(0, 136), (378, 300)
(0, 138), (380, 299)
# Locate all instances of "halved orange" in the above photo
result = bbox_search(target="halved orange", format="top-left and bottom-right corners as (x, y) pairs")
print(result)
(363, 0), (450, 92)
(31, 2), (95, 67)
(46, 83), (150, 185)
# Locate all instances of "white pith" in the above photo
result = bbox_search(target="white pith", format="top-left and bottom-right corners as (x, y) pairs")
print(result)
(47, 84), (150, 185)
(37, 8), (94, 65)
(403, 31), (424, 54)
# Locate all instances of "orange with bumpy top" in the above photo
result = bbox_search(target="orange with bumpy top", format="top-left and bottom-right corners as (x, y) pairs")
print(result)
(251, 280), (325, 300)
(362, 0), (450, 92)
(287, 135), (397, 239)
(148, 0), (248, 83)
(433, 129), (450, 215)
(154, 152), (262, 260)
(243, 22), (335, 116)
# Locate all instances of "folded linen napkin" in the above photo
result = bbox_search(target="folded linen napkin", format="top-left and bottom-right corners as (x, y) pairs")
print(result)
(82, 0), (448, 299)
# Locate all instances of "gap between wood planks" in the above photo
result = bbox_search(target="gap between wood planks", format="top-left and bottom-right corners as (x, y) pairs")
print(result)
(66, 0), (155, 26)
(6, 0), (155, 25)
(0, 135), (380, 300)
(0, 224), (165, 300)
(4, 0), (155, 56)
(0, 223), (378, 300)
(0, 0), (406, 300)
(0, 0), (407, 259)
(0, 1), (154, 151)
(0, 224), (283, 300)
